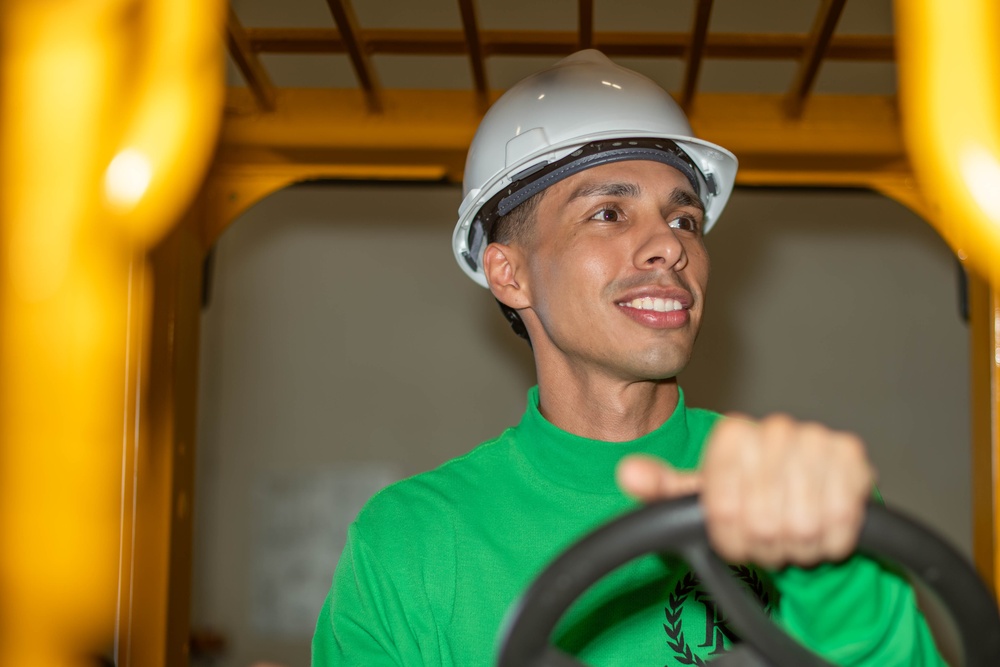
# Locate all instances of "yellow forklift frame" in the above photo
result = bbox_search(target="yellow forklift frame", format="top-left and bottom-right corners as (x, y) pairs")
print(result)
(1, 1), (998, 664)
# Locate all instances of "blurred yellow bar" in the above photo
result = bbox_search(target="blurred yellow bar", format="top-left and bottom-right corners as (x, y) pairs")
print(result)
(896, 0), (1000, 279)
(1, 0), (999, 664)
(895, 0), (1000, 591)
(0, 1), (223, 665)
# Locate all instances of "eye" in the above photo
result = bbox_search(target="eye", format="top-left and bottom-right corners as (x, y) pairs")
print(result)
(590, 207), (622, 222)
(668, 215), (701, 233)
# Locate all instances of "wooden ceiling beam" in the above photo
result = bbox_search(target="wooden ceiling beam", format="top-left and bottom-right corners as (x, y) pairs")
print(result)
(244, 28), (894, 62)
(324, 0), (381, 112)
(210, 89), (910, 241)
(225, 6), (276, 112)
(579, 0), (594, 49)
(680, 0), (714, 110)
(457, 0), (488, 108)
(219, 88), (905, 167)
(786, 0), (849, 118)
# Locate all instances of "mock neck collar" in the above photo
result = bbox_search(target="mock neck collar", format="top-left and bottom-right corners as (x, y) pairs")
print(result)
(513, 386), (697, 494)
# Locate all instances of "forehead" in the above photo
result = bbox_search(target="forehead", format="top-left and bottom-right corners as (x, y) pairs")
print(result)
(544, 160), (699, 201)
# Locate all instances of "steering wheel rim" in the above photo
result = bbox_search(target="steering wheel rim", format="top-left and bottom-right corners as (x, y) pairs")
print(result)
(497, 496), (1000, 667)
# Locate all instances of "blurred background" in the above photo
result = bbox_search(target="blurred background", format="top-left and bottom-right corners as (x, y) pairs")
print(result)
(193, 183), (967, 667)
(5, 0), (990, 665)
(189, 2), (970, 665)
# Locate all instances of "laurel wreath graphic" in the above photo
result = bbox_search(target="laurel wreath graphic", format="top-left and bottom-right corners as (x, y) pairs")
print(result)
(662, 571), (708, 666)
(729, 564), (772, 612)
(662, 566), (773, 666)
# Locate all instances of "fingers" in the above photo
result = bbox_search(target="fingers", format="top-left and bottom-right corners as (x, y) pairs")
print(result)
(819, 432), (874, 561)
(701, 417), (752, 564)
(743, 415), (795, 567)
(613, 415), (875, 570)
(616, 455), (701, 502)
(782, 423), (826, 566)
(699, 414), (874, 570)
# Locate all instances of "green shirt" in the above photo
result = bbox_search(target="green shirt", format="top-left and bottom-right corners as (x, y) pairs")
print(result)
(313, 387), (945, 666)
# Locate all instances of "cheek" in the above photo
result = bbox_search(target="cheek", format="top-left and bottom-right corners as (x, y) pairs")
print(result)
(536, 236), (616, 293)
(577, 251), (619, 292)
(686, 244), (710, 290)
(529, 240), (620, 329)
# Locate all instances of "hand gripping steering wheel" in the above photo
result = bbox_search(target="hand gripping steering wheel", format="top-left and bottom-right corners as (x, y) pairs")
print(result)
(497, 496), (1000, 667)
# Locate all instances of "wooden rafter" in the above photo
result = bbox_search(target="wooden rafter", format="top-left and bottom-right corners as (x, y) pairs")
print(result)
(680, 0), (713, 110)
(212, 87), (912, 242)
(219, 89), (906, 168)
(786, 0), (849, 118)
(324, 0), (381, 112)
(243, 28), (893, 62)
(457, 0), (488, 108)
(225, 6), (276, 112)
(578, 0), (593, 49)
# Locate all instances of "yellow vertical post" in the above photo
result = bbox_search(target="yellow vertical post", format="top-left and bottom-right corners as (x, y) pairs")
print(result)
(968, 274), (1000, 589)
(895, 0), (1000, 593)
(120, 209), (209, 667)
(0, 1), (223, 665)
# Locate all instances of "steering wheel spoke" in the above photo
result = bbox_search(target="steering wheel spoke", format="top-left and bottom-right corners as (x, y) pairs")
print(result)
(498, 495), (1000, 667)
(708, 645), (774, 667)
(537, 646), (589, 667)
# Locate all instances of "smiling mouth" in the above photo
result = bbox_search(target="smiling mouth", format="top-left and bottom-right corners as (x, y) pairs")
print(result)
(616, 297), (685, 312)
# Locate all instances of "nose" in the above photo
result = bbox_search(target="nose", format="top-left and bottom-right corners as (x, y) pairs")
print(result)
(633, 220), (688, 272)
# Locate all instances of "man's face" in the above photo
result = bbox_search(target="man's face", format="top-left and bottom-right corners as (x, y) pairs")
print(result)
(516, 159), (710, 382)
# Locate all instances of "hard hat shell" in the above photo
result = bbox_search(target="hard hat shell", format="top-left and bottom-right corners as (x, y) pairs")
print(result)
(453, 49), (738, 288)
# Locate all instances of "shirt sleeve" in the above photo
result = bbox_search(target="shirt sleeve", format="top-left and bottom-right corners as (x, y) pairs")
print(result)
(312, 523), (412, 667)
(772, 554), (948, 666)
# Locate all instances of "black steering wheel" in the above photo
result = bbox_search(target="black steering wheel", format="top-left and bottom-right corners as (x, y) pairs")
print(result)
(498, 496), (1000, 667)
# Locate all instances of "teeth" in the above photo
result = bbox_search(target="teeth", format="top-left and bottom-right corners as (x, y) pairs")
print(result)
(621, 298), (684, 312)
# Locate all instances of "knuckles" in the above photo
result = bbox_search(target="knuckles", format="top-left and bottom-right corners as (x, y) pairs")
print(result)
(786, 510), (823, 544)
(703, 493), (741, 527)
(745, 516), (782, 545)
(698, 413), (873, 567)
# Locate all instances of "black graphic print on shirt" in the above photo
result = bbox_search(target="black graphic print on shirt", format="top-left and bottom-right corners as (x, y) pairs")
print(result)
(663, 566), (776, 666)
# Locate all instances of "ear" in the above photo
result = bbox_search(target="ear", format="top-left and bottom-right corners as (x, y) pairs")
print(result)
(482, 242), (531, 310)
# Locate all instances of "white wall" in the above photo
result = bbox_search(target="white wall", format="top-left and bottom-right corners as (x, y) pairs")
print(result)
(192, 183), (969, 667)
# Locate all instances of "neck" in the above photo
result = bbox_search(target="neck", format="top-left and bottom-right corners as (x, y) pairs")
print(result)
(535, 363), (681, 442)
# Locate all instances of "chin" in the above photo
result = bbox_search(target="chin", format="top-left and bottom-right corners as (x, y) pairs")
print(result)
(621, 353), (690, 382)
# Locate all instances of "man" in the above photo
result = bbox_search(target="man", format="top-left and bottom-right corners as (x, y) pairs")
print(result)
(313, 50), (945, 665)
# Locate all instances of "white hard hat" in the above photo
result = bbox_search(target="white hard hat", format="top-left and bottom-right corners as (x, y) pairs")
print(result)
(453, 49), (738, 288)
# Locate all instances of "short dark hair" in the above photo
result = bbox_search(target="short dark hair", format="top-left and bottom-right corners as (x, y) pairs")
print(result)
(486, 190), (545, 344)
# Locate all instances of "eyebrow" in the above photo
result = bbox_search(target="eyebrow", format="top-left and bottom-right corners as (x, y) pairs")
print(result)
(567, 181), (641, 202)
(669, 188), (705, 213)
(566, 180), (705, 213)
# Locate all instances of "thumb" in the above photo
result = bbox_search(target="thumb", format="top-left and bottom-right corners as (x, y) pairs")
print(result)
(616, 455), (702, 501)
